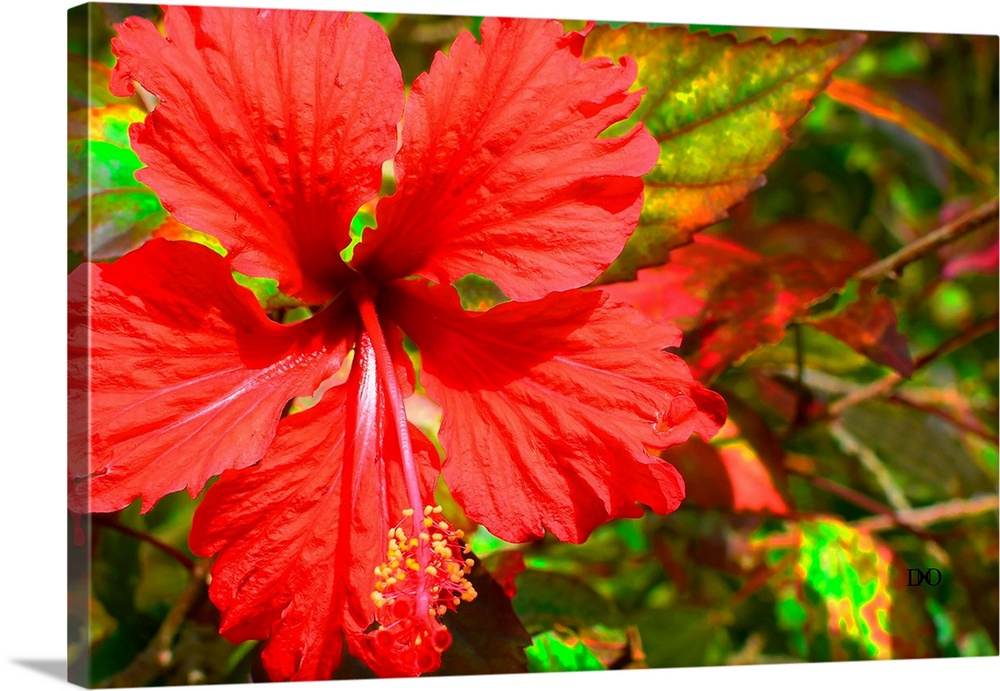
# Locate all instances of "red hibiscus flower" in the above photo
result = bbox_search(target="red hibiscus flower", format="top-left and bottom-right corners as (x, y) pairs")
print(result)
(69, 6), (727, 681)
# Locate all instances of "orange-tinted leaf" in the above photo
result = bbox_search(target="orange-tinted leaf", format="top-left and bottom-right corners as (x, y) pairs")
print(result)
(809, 286), (914, 376)
(826, 77), (988, 182)
(585, 27), (864, 282)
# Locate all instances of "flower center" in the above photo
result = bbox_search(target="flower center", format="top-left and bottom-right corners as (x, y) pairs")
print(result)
(369, 505), (477, 672)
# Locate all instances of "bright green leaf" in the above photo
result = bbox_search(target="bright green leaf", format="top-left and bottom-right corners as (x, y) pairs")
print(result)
(525, 631), (605, 672)
(767, 519), (938, 661)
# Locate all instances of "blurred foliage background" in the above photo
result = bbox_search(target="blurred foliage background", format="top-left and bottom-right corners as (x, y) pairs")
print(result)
(68, 4), (998, 685)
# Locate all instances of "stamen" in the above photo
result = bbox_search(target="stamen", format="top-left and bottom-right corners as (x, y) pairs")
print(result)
(368, 505), (477, 673)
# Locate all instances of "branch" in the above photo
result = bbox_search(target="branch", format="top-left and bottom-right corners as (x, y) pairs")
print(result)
(852, 494), (999, 532)
(97, 560), (210, 688)
(826, 312), (999, 418)
(853, 197), (998, 283)
(888, 393), (999, 445)
(92, 514), (195, 571)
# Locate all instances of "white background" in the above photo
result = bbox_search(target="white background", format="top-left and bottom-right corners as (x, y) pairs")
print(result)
(2, 0), (998, 689)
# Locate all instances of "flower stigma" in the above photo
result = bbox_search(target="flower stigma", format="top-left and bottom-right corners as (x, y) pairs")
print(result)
(369, 505), (477, 672)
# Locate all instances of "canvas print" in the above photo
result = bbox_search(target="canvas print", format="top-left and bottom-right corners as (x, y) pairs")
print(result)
(67, 3), (999, 687)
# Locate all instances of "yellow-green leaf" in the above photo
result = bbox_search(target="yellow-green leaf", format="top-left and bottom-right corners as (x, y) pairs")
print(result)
(584, 27), (864, 283)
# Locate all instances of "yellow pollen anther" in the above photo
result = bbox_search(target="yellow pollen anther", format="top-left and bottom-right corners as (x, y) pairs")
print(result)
(465, 559), (474, 567)
(455, 529), (464, 539)
(370, 507), (479, 661)
(402, 508), (414, 517)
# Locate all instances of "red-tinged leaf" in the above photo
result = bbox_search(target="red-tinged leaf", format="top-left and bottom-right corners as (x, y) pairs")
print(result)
(943, 236), (999, 278)
(583, 27), (864, 283)
(353, 17), (658, 301)
(605, 221), (880, 380)
(809, 287), (914, 377)
(937, 200), (1000, 278)
(383, 281), (726, 543)
(660, 438), (791, 516)
(747, 371), (827, 426)
(68, 239), (350, 514)
(826, 77), (988, 183)
(190, 337), (440, 681)
(110, 7), (403, 303)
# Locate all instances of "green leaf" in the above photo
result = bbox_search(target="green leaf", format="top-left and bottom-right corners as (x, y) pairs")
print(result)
(68, 105), (169, 261)
(92, 519), (142, 625)
(584, 27), (865, 283)
(525, 631), (605, 672)
(766, 519), (937, 661)
(513, 569), (622, 633)
(231, 273), (305, 312)
(840, 400), (996, 503)
(632, 607), (732, 667)
(453, 273), (510, 311)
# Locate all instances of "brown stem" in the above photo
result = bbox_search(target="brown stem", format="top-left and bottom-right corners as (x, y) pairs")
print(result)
(825, 312), (999, 419)
(852, 197), (998, 283)
(97, 560), (210, 688)
(92, 514), (195, 571)
(888, 393), (999, 445)
(852, 494), (999, 532)
(799, 473), (901, 520)
(912, 313), (999, 370)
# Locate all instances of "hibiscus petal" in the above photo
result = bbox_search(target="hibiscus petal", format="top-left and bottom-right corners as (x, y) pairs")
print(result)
(190, 334), (439, 681)
(68, 239), (351, 514)
(384, 281), (727, 543)
(353, 17), (658, 301)
(110, 7), (403, 302)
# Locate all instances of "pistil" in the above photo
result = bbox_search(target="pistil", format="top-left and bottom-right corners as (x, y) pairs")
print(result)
(352, 282), (434, 618)
(351, 282), (476, 672)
